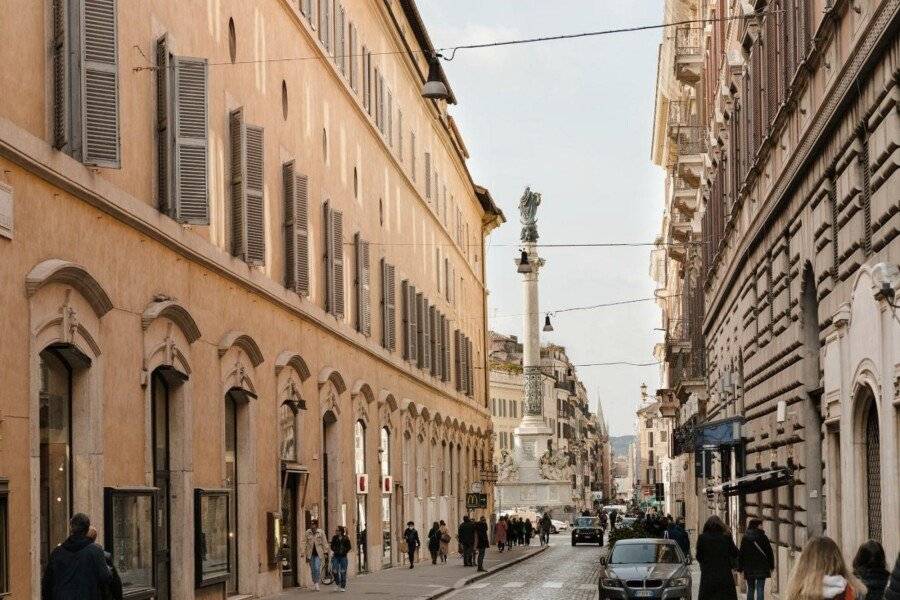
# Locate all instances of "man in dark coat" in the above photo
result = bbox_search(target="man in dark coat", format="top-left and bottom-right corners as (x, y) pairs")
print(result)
(475, 517), (490, 572)
(457, 516), (476, 566)
(41, 513), (112, 600)
(403, 521), (421, 569)
(738, 519), (774, 600)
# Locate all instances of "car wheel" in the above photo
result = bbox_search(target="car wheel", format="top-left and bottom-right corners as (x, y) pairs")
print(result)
(571, 538), (577, 546)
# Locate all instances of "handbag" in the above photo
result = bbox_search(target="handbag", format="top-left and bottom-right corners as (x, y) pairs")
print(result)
(441, 533), (451, 544)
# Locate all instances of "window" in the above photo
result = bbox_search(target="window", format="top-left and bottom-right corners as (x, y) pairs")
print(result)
(354, 420), (367, 475)
(228, 17), (236, 63)
(194, 489), (231, 586)
(348, 23), (358, 91)
(401, 281), (417, 361)
(380, 428), (391, 565)
(280, 401), (298, 462)
(415, 293), (425, 368)
(424, 152), (432, 198)
(410, 132), (416, 180)
(230, 108), (265, 265)
(0, 478), (7, 596)
(398, 110), (404, 160)
(281, 80), (288, 120)
(104, 487), (155, 596)
(223, 395), (238, 593)
(324, 202), (345, 317)
(336, 5), (346, 74)
(53, 0), (121, 168)
(283, 161), (310, 295)
(39, 349), (72, 571)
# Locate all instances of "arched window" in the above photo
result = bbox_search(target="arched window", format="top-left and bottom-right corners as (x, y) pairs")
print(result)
(39, 349), (73, 569)
(380, 428), (391, 565)
(864, 399), (881, 540)
(441, 441), (447, 496)
(354, 420), (367, 475)
(354, 420), (368, 572)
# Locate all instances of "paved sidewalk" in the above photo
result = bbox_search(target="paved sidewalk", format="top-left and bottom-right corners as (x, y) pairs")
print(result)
(267, 544), (549, 600)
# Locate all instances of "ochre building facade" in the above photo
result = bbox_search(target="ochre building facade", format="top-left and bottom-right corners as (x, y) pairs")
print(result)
(0, 0), (503, 598)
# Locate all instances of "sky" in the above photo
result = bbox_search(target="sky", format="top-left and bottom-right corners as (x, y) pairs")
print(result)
(417, 1), (667, 436)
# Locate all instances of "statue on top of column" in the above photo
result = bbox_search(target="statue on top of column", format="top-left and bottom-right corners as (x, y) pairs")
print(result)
(519, 186), (541, 243)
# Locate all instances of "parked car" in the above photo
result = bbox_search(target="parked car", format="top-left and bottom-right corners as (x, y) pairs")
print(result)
(598, 538), (691, 599)
(550, 519), (568, 533)
(571, 516), (604, 546)
(617, 516), (637, 529)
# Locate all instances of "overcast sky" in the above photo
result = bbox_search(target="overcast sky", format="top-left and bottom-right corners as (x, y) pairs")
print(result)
(417, 1), (666, 436)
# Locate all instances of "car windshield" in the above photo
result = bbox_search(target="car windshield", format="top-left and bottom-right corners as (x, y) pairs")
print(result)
(575, 517), (599, 527)
(610, 543), (681, 564)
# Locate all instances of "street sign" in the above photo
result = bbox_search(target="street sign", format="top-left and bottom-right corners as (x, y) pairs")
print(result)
(465, 493), (488, 509)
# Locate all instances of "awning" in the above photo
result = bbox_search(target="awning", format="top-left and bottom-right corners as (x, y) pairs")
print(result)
(705, 468), (793, 498)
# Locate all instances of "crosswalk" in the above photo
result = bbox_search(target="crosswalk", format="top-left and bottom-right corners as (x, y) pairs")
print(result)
(465, 581), (596, 591)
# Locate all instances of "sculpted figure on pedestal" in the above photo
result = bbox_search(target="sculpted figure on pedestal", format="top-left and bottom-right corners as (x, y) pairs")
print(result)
(496, 449), (520, 483)
(538, 448), (569, 481)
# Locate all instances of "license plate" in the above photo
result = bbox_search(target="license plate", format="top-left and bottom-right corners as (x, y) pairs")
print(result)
(635, 591), (654, 597)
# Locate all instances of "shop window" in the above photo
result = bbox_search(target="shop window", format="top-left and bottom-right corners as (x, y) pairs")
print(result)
(104, 487), (155, 598)
(0, 478), (7, 596)
(194, 489), (231, 586)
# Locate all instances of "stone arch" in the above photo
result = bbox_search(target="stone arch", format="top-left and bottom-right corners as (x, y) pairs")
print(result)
(275, 351), (311, 381)
(401, 398), (420, 418)
(379, 390), (399, 411)
(317, 366), (347, 395)
(26, 259), (113, 317)
(420, 406), (431, 422)
(849, 373), (883, 543)
(351, 380), (376, 404)
(432, 411), (444, 426)
(141, 297), (201, 343)
(218, 331), (264, 368)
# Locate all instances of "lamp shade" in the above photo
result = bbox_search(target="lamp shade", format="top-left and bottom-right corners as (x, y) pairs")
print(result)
(543, 314), (554, 332)
(422, 55), (450, 101)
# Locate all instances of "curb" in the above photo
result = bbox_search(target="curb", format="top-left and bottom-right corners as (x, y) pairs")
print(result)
(426, 545), (550, 599)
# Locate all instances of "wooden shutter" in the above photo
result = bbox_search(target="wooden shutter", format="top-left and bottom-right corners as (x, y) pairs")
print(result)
(422, 299), (432, 370)
(409, 284), (418, 362)
(401, 280), (411, 359)
(355, 233), (371, 335)
(415, 292), (425, 368)
(454, 329), (462, 391)
(430, 306), (439, 376)
(466, 337), (474, 396)
(283, 162), (310, 295)
(155, 36), (171, 213)
(245, 125), (265, 265)
(53, 0), (70, 150)
(442, 316), (450, 382)
(337, 5), (345, 73)
(425, 152), (431, 198)
(381, 260), (396, 351)
(230, 108), (247, 259)
(324, 203), (345, 317)
(173, 55), (209, 223)
(348, 24), (357, 91)
(80, 0), (120, 167)
(765, 15), (779, 127)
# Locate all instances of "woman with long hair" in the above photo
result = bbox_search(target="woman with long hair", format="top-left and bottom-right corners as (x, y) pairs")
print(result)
(696, 515), (739, 600)
(786, 536), (864, 600)
(853, 540), (889, 600)
(427, 521), (441, 565)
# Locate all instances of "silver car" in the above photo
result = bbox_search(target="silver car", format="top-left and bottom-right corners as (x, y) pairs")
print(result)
(598, 538), (691, 599)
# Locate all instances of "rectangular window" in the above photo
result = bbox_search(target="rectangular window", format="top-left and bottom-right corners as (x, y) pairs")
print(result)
(0, 478), (7, 596)
(282, 161), (310, 295)
(348, 23), (357, 91)
(386, 91), (393, 147)
(361, 46), (369, 110)
(373, 68), (380, 128)
(156, 36), (209, 224)
(415, 292), (425, 368)
(318, 0), (330, 49)
(429, 305), (439, 376)
(336, 5), (346, 74)
(194, 488), (231, 586)
(53, 0), (121, 168)
(300, 0), (312, 21)
(441, 315), (450, 382)
(397, 110), (404, 161)
(454, 330), (462, 391)
(355, 233), (371, 336)
(410, 132), (417, 180)
(381, 260), (396, 351)
(401, 281), (417, 362)
(104, 487), (155, 596)
(229, 108), (266, 265)
(324, 201), (345, 317)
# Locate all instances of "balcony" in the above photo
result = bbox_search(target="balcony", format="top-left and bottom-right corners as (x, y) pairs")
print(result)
(668, 210), (692, 244)
(672, 173), (700, 216)
(667, 101), (699, 137)
(674, 27), (703, 85)
(674, 126), (707, 182)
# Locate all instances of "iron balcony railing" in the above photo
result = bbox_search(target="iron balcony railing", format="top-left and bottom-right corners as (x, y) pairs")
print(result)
(674, 26), (702, 57)
(675, 126), (707, 156)
(668, 100), (699, 129)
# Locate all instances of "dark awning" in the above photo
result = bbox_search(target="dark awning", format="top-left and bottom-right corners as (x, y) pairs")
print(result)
(705, 468), (793, 498)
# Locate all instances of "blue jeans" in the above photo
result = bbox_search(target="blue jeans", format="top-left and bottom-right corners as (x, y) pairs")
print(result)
(332, 555), (348, 589)
(309, 554), (321, 583)
(746, 577), (765, 600)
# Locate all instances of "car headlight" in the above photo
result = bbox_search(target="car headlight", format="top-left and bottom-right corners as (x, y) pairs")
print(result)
(668, 577), (689, 587)
(601, 578), (623, 588)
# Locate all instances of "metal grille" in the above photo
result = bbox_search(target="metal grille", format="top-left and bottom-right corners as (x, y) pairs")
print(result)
(865, 402), (881, 541)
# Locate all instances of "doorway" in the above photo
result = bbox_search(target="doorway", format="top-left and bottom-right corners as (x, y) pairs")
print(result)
(281, 473), (299, 587)
(322, 410), (339, 536)
(151, 371), (175, 600)
(224, 392), (239, 595)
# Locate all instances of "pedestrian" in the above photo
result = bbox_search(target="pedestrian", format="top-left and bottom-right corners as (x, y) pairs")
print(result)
(885, 552), (900, 600)
(458, 516), (476, 566)
(665, 517), (691, 560)
(303, 518), (329, 591)
(41, 513), (112, 600)
(475, 516), (490, 572)
(539, 513), (552, 546)
(403, 521), (421, 569)
(438, 520), (451, 563)
(599, 510), (608, 532)
(524, 518), (533, 546)
(494, 516), (508, 552)
(696, 515), (739, 600)
(785, 536), (864, 600)
(610, 509), (618, 530)
(853, 540), (890, 600)
(427, 521), (441, 565)
(738, 518), (774, 600)
(329, 526), (352, 592)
